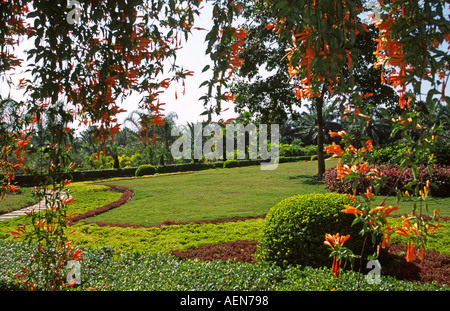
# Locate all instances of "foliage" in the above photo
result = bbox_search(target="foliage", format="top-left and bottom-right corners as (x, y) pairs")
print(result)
(256, 193), (375, 269)
(371, 140), (450, 166)
(265, 0), (449, 279)
(0, 240), (447, 291)
(223, 159), (240, 168)
(135, 164), (157, 177)
(279, 144), (318, 157)
(324, 163), (450, 198)
(68, 218), (264, 255)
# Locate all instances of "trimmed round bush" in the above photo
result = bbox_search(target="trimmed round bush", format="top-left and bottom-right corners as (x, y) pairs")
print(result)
(223, 159), (240, 168)
(256, 193), (376, 269)
(135, 164), (157, 177)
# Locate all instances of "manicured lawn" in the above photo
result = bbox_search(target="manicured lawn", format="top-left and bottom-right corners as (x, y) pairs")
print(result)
(80, 159), (450, 226)
(82, 159), (335, 226)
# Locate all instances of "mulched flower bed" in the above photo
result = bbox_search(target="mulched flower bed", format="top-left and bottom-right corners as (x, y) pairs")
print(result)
(380, 244), (450, 286)
(170, 240), (259, 263)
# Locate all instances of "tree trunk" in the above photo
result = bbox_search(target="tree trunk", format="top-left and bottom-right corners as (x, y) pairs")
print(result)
(316, 95), (326, 179)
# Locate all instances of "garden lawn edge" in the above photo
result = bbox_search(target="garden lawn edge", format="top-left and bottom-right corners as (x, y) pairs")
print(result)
(67, 184), (135, 225)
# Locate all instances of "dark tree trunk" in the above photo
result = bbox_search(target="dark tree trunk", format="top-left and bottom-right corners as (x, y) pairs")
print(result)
(316, 95), (326, 179)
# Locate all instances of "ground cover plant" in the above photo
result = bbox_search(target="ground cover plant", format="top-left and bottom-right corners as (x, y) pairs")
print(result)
(0, 240), (448, 291)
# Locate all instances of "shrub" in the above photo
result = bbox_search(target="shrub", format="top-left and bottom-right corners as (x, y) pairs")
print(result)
(256, 193), (375, 269)
(324, 164), (450, 197)
(135, 164), (157, 177)
(223, 159), (240, 168)
(371, 141), (450, 166)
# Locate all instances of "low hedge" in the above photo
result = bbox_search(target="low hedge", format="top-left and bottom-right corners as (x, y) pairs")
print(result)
(324, 164), (450, 197)
(223, 159), (240, 168)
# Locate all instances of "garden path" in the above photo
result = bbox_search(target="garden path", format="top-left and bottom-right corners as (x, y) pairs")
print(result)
(0, 192), (72, 222)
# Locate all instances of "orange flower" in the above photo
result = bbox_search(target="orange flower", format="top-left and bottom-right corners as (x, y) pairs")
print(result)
(336, 161), (351, 179)
(365, 140), (373, 151)
(324, 233), (350, 279)
(359, 162), (369, 173)
(346, 188), (357, 202)
(406, 241), (415, 262)
(61, 196), (75, 205)
(364, 187), (375, 200)
(332, 256), (341, 278)
(342, 205), (362, 215)
(325, 142), (344, 157)
(324, 233), (350, 250)
(329, 130), (346, 137)
(346, 145), (357, 154)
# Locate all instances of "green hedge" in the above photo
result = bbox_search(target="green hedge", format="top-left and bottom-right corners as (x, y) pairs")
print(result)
(223, 159), (240, 168)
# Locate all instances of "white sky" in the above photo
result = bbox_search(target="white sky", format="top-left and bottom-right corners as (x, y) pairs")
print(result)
(116, 2), (238, 127)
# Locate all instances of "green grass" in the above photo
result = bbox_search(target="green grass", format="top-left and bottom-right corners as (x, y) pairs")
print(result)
(0, 188), (39, 214)
(83, 159), (335, 226)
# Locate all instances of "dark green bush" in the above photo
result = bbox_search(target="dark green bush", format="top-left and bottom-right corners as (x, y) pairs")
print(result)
(223, 159), (240, 168)
(371, 140), (450, 165)
(135, 164), (157, 177)
(256, 193), (376, 269)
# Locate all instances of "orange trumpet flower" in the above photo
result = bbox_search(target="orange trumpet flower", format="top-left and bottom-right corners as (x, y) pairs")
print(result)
(342, 205), (362, 215)
(325, 142), (344, 157)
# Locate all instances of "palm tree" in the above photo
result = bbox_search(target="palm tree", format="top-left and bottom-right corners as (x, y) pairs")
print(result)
(294, 103), (342, 145)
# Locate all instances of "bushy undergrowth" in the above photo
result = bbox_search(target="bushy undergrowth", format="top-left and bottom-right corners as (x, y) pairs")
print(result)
(0, 240), (446, 291)
(324, 164), (450, 197)
(371, 141), (450, 166)
(279, 144), (317, 157)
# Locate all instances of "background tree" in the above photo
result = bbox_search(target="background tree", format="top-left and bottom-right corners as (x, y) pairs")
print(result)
(231, 1), (300, 126)
(232, 2), (398, 177)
